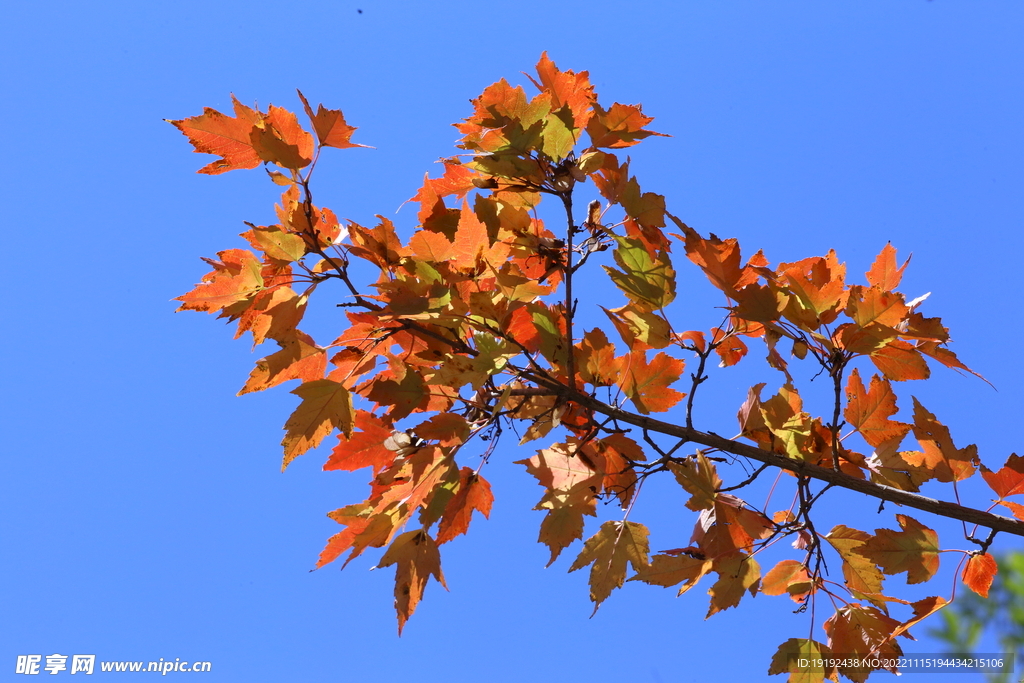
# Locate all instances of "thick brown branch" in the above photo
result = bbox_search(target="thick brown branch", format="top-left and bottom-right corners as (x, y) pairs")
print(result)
(524, 386), (1024, 538)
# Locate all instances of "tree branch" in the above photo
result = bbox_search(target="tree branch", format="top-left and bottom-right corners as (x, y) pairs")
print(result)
(525, 386), (1024, 537)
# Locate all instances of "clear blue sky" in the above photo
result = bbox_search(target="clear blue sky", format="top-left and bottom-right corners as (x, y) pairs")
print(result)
(3, 2), (1022, 682)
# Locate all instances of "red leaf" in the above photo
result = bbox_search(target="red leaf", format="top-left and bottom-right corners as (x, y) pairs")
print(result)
(323, 410), (395, 474)
(962, 553), (997, 598)
(436, 469), (493, 544)
(843, 369), (911, 448)
(981, 453), (1024, 499)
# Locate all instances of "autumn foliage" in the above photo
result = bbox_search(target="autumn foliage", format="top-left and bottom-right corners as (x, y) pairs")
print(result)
(170, 55), (1024, 681)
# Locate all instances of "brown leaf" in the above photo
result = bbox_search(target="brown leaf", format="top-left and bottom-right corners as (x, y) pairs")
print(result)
(767, 639), (834, 683)
(375, 530), (446, 635)
(706, 552), (760, 617)
(629, 553), (711, 594)
(435, 469), (493, 544)
(569, 521), (650, 613)
(825, 525), (885, 600)
(281, 379), (355, 469)
(857, 514), (940, 585)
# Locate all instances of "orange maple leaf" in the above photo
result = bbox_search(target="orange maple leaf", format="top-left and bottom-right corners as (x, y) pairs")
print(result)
(296, 90), (367, 150)
(961, 552), (997, 598)
(617, 350), (686, 414)
(981, 453), (1024, 499)
(375, 530), (447, 635)
(167, 96), (262, 174)
(175, 249), (263, 313)
(569, 520), (650, 613)
(857, 514), (940, 585)
(281, 379), (355, 469)
(844, 369), (912, 448)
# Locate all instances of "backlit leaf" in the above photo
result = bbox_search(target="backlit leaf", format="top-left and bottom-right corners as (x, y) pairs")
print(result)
(281, 379), (355, 469)
(375, 530), (446, 635)
(857, 514), (939, 584)
(981, 453), (1024, 499)
(569, 521), (650, 612)
(961, 553), (997, 598)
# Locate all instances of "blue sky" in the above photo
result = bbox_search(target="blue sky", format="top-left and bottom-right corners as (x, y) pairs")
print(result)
(3, 1), (1023, 682)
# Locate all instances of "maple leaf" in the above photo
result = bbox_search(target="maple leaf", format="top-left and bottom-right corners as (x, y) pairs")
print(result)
(238, 330), (326, 395)
(407, 162), (477, 226)
(843, 369), (911, 449)
(575, 328), (618, 387)
(527, 52), (596, 131)
(865, 242), (910, 291)
(323, 410), (395, 474)
(296, 90), (368, 150)
(517, 442), (603, 564)
(569, 521), (650, 613)
(602, 235), (675, 310)
(249, 105), (314, 170)
(961, 552), (997, 598)
(316, 503), (376, 569)
(998, 499), (1024, 521)
(365, 370), (428, 421)
(281, 379), (355, 469)
(175, 249), (263, 313)
(409, 229), (455, 263)
(167, 96), (262, 174)
(761, 560), (813, 603)
(768, 639), (834, 683)
(678, 223), (759, 298)
(857, 514), (940, 584)
(887, 595), (947, 642)
(669, 454), (721, 511)
(587, 101), (668, 149)
(846, 285), (907, 329)
(375, 529), (447, 635)
(629, 553), (712, 594)
(981, 453), (1024, 499)
(435, 468), (493, 544)
(823, 604), (903, 683)
(617, 350), (685, 414)
(240, 223), (307, 263)
(601, 303), (672, 350)
(907, 398), (978, 483)
(870, 340), (930, 381)
(706, 552), (761, 617)
(584, 434), (645, 508)
(825, 525), (885, 602)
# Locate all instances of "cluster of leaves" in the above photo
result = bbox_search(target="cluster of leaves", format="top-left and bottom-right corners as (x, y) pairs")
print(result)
(170, 55), (1024, 681)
